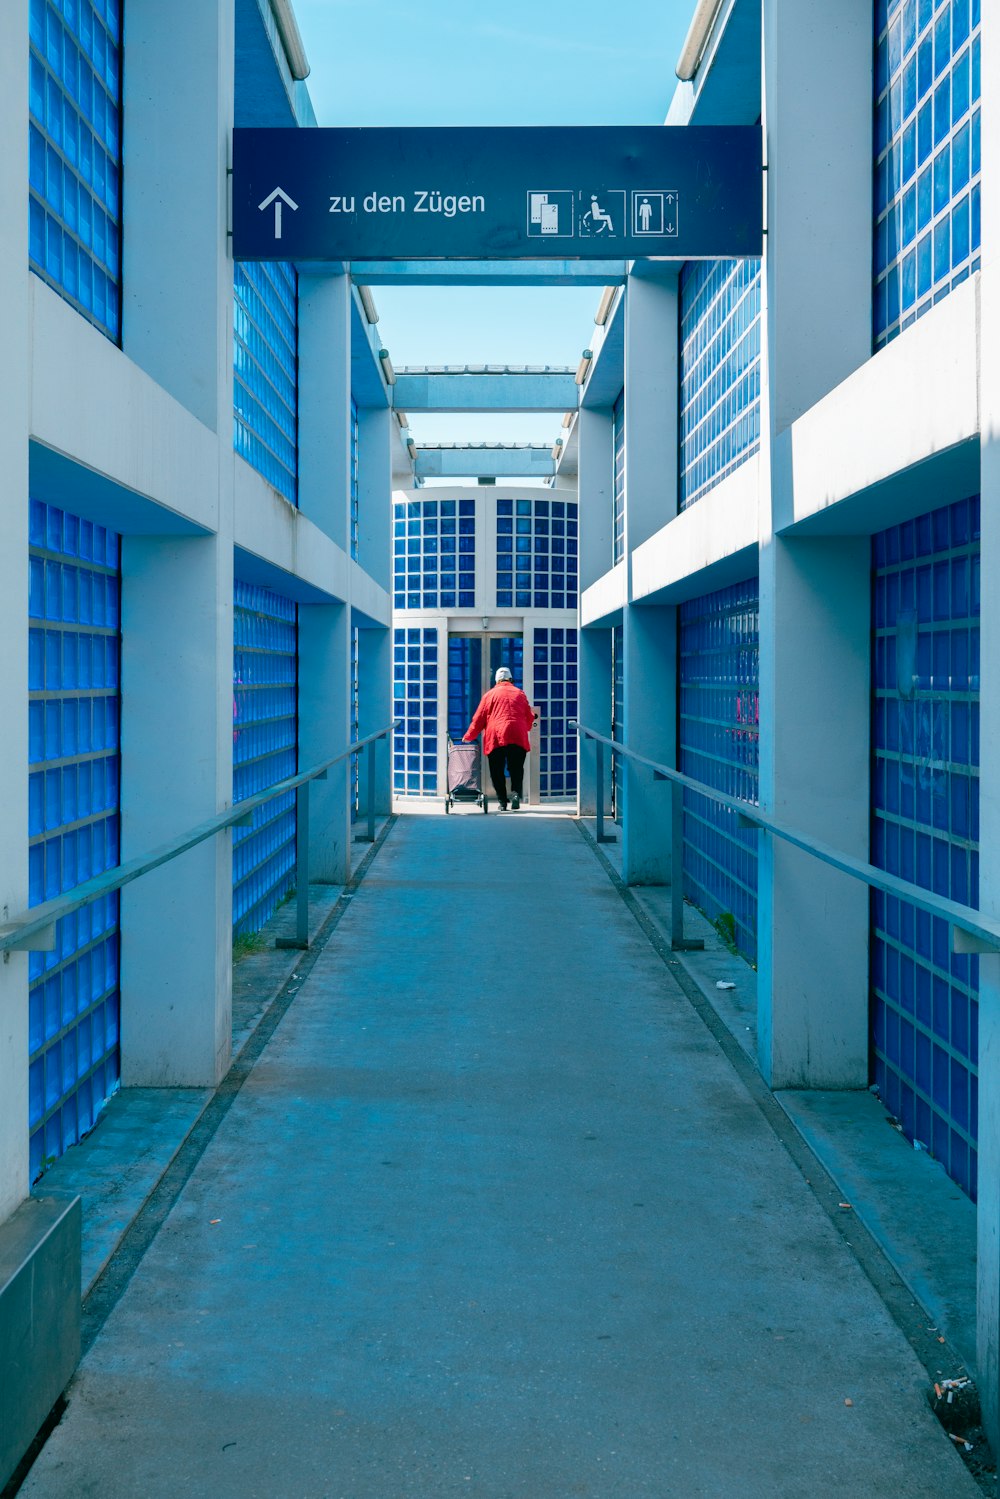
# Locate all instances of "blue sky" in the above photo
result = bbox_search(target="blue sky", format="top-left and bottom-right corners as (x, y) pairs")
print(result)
(293, 0), (693, 446)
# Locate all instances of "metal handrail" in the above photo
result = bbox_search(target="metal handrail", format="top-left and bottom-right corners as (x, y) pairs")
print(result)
(0, 720), (401, 957)
(571, 720), (1000, 957)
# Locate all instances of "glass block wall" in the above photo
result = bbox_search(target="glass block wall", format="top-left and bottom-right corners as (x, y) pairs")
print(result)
(350, 397), (360, 562)
(233, 261), (299, 505)
(232, 582), (298, 937)
(874, 0), (981, 349)
(28, 500), (121, 1178)
(871, 497), (979, 1199)
(393, 500), (476, 610)
(679, 259), (762, 511)
(533, 628), (578, 799)
(678, 580), (760, 963)
(612, 391), (626, 566)
(29, 0), (122, 341)
(393, 627), (438, 795)
(612, 623), (624, 821)
(496, 499), (578, 610)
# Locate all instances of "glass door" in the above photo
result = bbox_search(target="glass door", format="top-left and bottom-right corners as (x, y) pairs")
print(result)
(447, 634), (523, 741)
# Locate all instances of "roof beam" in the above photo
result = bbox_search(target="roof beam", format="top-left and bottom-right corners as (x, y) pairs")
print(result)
(414, 445), (556, 480)
(394, 371), (579, 413)
(350, 260), (628, 287)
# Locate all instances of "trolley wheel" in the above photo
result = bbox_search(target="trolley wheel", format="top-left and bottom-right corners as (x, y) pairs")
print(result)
(482, 795), (489, 814)
(444, 797), (451, 814)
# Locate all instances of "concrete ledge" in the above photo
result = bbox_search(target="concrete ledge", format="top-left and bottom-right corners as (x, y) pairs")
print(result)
(783, 276), (980, 535)
(0, 1195), (81, 1490)
(631, 454), (759, 604)
(580, 560), (627, 628)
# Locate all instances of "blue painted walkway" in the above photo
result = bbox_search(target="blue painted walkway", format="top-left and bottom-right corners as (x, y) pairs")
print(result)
(22, 814), (977, 1497)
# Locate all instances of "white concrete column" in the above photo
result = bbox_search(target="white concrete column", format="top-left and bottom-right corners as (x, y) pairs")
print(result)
(621, 274), (680, 883)
(0, 0), (31, 1220)
(975, 0), (1000, 1451)
(753, 0), (875, 1086)
(357, 405), (392, 588)
(122, 0), (235, 430)
(621, 606), (676, 884)
(755, 538), (871, 1088)
(116, 0), (235, 1088)
(298, 272), (351, 551)
(577, 629), (613, 818)
(358, 626), (393, 816)
(763, 0), (872, 441)
(299, 603), (352, 883)
(578, 407), (614, 591)
(120, 534), (234, 1086)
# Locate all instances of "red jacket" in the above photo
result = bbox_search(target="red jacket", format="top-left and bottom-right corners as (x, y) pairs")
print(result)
(464, 682), (536, 755)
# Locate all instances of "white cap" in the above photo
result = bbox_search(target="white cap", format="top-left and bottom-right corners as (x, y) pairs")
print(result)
(495, 667), (513, 683)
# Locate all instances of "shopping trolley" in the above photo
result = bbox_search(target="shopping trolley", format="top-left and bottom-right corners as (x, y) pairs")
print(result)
(444, 736), (489, 814)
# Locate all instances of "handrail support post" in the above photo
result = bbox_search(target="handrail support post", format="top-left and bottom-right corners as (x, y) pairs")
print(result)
(594, 737), (615, 844)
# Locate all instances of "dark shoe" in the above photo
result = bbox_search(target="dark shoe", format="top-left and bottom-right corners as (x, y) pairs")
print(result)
(498, 801), (508, 811)
(511, 794), (521, 810)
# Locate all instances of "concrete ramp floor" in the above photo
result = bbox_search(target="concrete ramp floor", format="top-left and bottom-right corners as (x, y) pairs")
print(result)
(20, 814), (979, 1497)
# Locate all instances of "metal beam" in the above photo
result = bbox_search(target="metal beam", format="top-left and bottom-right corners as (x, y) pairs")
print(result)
(394, 371), (579, 413)
(349, 260), (628, 287)
(414, 446), (556, 480)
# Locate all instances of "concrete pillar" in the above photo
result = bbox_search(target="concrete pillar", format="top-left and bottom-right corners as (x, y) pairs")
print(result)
(298, 272), (351, 551)
(122, 0), (235, 430)
(358, 626), (393, 816)
(119, 536), (234, 1086)
(755, 537), (871, 1089)
(0, 0), (31, 1220)
(357, 405), (392, 589)
(116, 0), (235, 1087)
(762, 0), (872, 439)
(577, 628), (613, 818)
(299, 603), (352, 884)
(621, 606), (676, 884)
(975, 0), (1000, 1451)
(621, 274), (680, 884)
(752, 0), (874, 1087)
(577, 407), (614, 592)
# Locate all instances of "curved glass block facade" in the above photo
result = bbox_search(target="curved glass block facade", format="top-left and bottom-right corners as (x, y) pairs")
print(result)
(232, 582), (298, 936)
(679, 259), (761, 511)
(28, 0), (122, 341)
(393, 499), (475, 611)
(679, 580), (760, 963)
(496, 498), (578, 611)
(28, 500), (121, 1179)
(393, 627), (438, 796)
(871, 497), (980, 1199)
(874, 0), (981, 349)
(533, 628), (578, 799)
(233, 261), (299, 505)
(612, 391), (626, 566)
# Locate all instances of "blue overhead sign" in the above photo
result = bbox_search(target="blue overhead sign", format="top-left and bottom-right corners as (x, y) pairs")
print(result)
(232, 126), (762, 262)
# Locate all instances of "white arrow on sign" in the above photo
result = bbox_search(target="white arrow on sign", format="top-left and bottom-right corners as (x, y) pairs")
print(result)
(258, 186), (299, 240)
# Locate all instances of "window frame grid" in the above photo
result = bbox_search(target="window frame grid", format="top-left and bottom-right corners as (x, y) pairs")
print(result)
(28, 0), (123, 342)
(233, 260), (299, 507)
(873, 0), (982, 349)
(532, 627), (578, 800)
(28, 498), (122, 1181)
(232, 582), (299, 936)
(496, 498), (579, 612)
(679, 257), (762, 511)
(870, 494), (980, 1199)
(393, 500), (476, 612)
(393, 627), (439, 796)
(612, 391), (626, 566)
(678, 580), (760, 964)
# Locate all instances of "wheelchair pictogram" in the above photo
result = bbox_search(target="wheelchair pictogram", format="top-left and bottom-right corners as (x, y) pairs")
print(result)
(577, 190), (625, 238)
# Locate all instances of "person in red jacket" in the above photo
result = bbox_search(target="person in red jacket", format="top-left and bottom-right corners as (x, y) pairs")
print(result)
(464, 666), (537, 811)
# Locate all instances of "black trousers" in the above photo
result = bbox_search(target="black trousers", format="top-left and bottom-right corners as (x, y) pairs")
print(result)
(487, 744), (526, 805)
